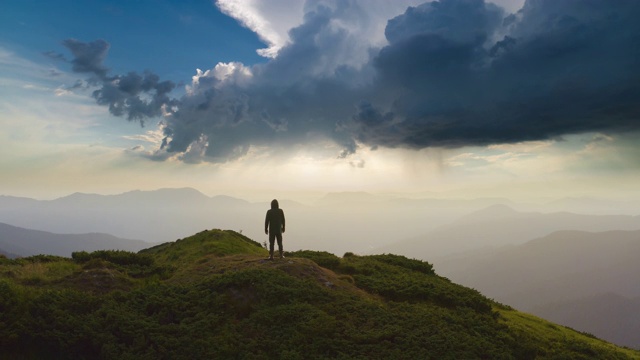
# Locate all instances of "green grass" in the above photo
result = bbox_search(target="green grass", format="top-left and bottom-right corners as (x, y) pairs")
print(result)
(0, 229), (638, 359)
(140, 229), (267, 265)
(1, 256), (80, 286)
(498, 309), (640, 359)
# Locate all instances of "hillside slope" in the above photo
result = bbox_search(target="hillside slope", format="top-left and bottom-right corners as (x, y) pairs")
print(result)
(433, 229), (640, 348)
(0, 229), (638, 359)
(532, 293), (640, 350)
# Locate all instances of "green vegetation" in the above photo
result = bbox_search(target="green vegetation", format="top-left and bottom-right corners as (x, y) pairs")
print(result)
(0, 229), (638, 359)
(140, 229), (266, 264)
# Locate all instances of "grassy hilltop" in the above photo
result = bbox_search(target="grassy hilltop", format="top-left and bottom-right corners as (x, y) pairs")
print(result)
(1, 229), (638, 359)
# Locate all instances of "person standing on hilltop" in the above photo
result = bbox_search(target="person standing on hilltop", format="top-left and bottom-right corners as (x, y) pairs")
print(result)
(265, 199), (286, 260)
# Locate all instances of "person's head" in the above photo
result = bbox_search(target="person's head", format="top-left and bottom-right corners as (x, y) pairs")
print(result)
(271, 199), (279, 209)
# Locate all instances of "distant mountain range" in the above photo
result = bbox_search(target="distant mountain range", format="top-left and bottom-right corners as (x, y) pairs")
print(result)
(432, 229), (640, 349)
(0, 188), (253, 246)
(0, 188), (527, 255)
(2, 188), (639, 257)
(0, 222), (152, 258)
(378, 204), (640, 258)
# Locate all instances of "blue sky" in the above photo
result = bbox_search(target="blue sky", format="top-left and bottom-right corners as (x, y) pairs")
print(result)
(1, 0), (640, 202)
(1, 0), (267, 80)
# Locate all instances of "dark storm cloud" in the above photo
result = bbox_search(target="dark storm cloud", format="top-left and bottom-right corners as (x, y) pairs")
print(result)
(360, 0), (640, 148)
(61, 39), (177, 125)
(62, 39), (110, 79)
(63, 0), (640, 163)
(384, 0), (504, 44)
(92, 71), (177, 123)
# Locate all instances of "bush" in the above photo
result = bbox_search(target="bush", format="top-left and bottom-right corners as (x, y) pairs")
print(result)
(368, 254), (435, 275)
(22, 254), (69, 263)
(72, 250), (173, 279)
(287, 250), (341, 270)
(72, 250), (153, 267)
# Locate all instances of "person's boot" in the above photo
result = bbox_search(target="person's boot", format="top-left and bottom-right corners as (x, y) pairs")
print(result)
(268, 248), (274, 260)
(279, 250), (284, 259)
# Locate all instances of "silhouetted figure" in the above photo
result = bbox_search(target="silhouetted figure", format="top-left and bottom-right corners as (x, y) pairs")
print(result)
(265, 199), (285, 260)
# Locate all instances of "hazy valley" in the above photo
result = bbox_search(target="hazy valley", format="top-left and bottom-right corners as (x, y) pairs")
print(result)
(428, 229), (640, 348)
(3, 188), (639, 257)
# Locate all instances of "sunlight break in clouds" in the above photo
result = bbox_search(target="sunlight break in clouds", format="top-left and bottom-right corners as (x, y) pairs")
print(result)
(215, 0), (428, 58)
(215, 0), (305, 58)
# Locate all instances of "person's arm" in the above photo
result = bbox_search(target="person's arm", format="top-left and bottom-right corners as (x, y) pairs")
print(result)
(265, 210), (270, 234)
(281, 209), (285, 233)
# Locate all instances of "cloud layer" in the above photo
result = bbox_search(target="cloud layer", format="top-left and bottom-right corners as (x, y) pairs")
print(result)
(62, 0), (640, 163)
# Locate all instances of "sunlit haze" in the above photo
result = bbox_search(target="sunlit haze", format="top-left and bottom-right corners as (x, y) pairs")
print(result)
(1, 0), (639, 205)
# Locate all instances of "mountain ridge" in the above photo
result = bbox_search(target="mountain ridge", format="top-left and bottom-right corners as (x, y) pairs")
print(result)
(2, 188), (640, 257)
(0, 222), (152, 258)
(379, 205), (640, 258)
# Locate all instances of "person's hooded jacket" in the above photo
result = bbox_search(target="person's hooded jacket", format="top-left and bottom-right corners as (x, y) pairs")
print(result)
(265, 199), (285, 234)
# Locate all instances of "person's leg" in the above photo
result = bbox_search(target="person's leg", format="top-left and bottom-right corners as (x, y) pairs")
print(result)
(268, 232), (275, 259)
(276, 233), (283, 258)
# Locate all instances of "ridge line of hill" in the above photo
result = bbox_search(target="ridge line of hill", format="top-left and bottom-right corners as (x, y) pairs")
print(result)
(1, 229), (638, 359)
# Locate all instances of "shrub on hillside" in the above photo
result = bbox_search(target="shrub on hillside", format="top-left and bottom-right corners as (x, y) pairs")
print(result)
(72, 250), (153, 267)
(287, 250), (341, 270)
(22, 254), (68, 263)
(368, 254), (435, 275)
(72, 250), (173, 279)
